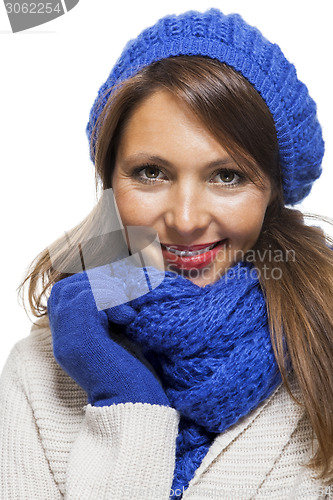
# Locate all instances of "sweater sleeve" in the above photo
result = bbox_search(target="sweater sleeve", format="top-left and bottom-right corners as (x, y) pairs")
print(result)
(0, 346), (62, 499)
(65, 403), (179, 499)
(1, 335), (180, 500)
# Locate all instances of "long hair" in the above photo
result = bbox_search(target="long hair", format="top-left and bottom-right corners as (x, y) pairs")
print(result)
(19, 56), (333, 482)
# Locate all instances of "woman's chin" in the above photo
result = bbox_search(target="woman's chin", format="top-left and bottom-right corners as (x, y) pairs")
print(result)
(164, 262), (224, 287)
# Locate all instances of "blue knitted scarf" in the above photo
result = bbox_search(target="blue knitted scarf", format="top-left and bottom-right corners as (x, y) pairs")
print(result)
(110, 260), (282, 498)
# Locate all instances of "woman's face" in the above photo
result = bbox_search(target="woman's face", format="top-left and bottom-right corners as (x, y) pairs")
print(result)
(112, 89), (273, 287)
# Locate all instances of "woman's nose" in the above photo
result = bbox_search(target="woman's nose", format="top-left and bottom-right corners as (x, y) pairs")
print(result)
(164, 183), (210, 236)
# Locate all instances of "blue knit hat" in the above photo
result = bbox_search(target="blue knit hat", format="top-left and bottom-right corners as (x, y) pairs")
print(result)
(86, 8), (324, 205)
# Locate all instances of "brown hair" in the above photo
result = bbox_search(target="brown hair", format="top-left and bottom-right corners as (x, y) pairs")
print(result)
(20, 56), (333, 482)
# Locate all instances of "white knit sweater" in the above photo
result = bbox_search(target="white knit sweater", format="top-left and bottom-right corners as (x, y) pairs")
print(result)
(0, 319), (331, 500)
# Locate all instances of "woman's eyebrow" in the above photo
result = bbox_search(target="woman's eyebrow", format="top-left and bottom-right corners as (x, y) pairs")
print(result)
(121, 152), (236, 169)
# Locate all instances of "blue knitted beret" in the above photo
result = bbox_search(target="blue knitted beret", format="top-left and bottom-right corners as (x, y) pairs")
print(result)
(86, 8), (324, 205)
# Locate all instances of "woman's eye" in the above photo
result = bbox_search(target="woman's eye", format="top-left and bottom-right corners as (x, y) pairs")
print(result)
(133, 165), (166, 183)
(211, 169), (242, 186)
(144, 166), (161, 179)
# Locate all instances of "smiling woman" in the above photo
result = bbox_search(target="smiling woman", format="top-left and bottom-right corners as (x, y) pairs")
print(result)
(111, 87), (273, 287)
(1, 8), (333, 500)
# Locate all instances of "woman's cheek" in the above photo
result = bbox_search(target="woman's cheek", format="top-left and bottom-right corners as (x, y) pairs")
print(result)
(113, 187), (148, 226)
(226, 203), (268, 250)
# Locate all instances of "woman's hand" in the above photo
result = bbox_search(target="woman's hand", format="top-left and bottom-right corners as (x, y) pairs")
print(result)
(47, 265), (169, 407)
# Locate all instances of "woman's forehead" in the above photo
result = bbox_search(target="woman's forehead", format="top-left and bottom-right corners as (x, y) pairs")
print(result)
(116, 90), (233, 164)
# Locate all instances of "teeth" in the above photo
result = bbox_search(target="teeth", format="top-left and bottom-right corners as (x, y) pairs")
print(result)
(164, 242), (217, 257)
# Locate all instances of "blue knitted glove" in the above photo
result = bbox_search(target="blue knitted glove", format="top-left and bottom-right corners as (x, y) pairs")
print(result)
(47, 265), (170, 407)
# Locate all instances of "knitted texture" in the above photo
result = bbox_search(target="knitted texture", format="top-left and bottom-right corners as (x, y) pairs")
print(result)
(47, 267), (170, 407)
(107, 259), (283, 496)
(0, 327), (179, 499)
(86, 8), (324, 205)
(1, 326), (326, 498)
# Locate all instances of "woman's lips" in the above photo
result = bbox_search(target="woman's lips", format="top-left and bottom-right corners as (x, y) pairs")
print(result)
(161, 240), (228, 270)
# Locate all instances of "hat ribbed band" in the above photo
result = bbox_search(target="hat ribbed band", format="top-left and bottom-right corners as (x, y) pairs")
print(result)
(86, 9), (324, 205)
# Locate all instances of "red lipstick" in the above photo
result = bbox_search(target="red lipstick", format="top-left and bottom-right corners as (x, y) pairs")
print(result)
(161, 240), (227, 270)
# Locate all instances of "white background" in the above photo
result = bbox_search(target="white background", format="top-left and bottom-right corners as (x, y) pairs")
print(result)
(0, 0), (332, 373)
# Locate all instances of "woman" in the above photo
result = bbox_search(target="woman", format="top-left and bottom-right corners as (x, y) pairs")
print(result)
(1, 8), (332, 499)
